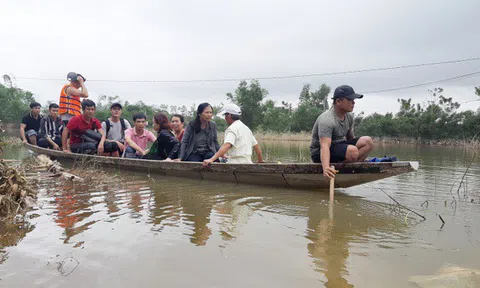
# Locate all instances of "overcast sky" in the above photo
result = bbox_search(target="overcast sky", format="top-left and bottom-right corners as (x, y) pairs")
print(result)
(1, 0), (480, 116)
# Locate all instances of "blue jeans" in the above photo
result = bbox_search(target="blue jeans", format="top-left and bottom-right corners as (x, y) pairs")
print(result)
(124, 146), (142, 158)
(185, 151), (215, 162)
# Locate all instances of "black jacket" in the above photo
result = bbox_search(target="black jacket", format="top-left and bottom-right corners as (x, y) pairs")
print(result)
(154, 129), (180, 160)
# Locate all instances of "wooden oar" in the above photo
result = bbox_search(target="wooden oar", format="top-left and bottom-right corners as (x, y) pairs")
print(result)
(329, 165), (338, 202)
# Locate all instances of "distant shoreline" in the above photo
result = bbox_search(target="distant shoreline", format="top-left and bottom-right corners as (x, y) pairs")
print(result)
(2, 124), (479, 148)
(254, 132), (480, 148)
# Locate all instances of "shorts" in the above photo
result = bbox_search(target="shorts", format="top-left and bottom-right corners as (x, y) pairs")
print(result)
(311, 137), (360, 163)
(25, 129), (38, 138)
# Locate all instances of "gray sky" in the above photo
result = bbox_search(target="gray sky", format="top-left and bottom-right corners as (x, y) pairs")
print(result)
(1, 0), (480, 115)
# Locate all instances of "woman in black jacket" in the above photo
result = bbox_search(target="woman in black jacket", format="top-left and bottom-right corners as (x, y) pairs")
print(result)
(145, 113), (180, 160)
(180, 103), (220, 161)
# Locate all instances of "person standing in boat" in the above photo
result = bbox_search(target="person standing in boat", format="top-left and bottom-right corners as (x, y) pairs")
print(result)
(38, 103), (64, 150)
(123, 113), (157, 158)
(310, 85), (374, 179)
(144, 113), (180, 160)
(180, 103), (220, 162)
(62, 99), (115, 155)
(171, 114), (185, 142)
(202, 103), (263, 166)
(59, 72), (89, 126)
(20, 102), (42, 145)
(101, 102), (131, 155)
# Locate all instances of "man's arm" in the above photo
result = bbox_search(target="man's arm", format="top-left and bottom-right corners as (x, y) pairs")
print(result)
(97, 128), (106, 155)
(20, 123), (27, 143)
(62, 127), (70, 152)
(125, 135), (147, 155)
(320, 137), (336, 179)
(66, 77), (89, 98)
(203, 143), (232, 166)
(253, 144), (264, 163)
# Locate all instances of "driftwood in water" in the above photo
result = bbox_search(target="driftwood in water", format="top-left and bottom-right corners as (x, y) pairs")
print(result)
(35, 155), (83, 181)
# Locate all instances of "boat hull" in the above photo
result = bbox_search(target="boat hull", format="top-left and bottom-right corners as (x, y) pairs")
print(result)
(24, 144), (418, 189)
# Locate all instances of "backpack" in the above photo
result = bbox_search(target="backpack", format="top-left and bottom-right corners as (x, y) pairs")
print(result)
(105, 118), (127, 139)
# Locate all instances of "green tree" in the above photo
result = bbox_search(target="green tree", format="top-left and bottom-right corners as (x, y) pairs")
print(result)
(291, 83), (331, 132)
(259, 100), (292, 132)
(299, 84), (330, 110)
(0, 84), (36, 123)
(226, 80), (268, 130)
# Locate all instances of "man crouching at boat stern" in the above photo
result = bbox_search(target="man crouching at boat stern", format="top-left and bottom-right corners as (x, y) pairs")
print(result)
(310, 85), (374, 179)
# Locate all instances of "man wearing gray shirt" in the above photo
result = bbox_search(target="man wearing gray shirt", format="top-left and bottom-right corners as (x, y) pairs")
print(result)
(101, 103), (131, 154)
(310, 85), (374, 179)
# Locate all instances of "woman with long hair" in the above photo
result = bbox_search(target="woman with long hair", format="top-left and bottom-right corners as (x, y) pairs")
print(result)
(179, 103), (220, 162)
(144, 113), (180, 160)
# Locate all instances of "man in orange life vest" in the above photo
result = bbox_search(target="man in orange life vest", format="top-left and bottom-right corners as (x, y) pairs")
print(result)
(59, 72), (89, 126)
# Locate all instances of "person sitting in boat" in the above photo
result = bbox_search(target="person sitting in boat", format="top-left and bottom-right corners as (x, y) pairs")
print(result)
(310, 85), (374, 179)
(171, 114), (185, 142)
(59, 72), (89, 126)
(101, 102), (131, 155)
(62, 99), (119, 155)
(179, 103), (220, 162)
(38, 103), (64, 150)
(123, 113), (157, 158)
(143, 113), (180, 161)
(20, 102), (42, 145)
(202, 103), (263, 166)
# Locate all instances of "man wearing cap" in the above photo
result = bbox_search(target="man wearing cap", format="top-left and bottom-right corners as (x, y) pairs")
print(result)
(101, 102), (131, 154)
(310, 85), (374, 179)
(203, 103), (263, 165)
(59, 72), (89, 126)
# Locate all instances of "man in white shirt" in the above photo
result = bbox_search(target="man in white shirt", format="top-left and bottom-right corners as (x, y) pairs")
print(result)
(203, 103), (263, 165)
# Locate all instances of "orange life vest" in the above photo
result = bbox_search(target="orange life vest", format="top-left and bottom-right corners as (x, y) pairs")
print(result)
(59, 84), (81, 116)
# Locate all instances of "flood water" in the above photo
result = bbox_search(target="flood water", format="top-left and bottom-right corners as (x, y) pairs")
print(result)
(1, 141), (480, 287)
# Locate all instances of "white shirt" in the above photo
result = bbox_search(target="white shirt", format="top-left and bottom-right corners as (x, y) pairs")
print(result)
(224, 120), (258, 164)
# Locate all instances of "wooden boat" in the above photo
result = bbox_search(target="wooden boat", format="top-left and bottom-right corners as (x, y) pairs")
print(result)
(24, 143), (418, 189)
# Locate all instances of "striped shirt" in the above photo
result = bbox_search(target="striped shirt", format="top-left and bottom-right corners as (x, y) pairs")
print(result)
(39, 116), (64, 141)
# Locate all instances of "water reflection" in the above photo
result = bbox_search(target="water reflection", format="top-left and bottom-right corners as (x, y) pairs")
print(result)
(1, 143), (480, 287)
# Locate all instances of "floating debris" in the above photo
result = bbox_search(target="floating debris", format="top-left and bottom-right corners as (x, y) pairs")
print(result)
(0, 159), (36, 220)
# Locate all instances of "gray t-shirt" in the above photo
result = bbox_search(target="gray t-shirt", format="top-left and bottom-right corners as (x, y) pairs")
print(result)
(310, 108), (354, 154)
(101, 118), (131, 142)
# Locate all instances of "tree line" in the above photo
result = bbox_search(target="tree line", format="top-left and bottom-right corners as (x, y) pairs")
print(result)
(1, 82), (480, 141)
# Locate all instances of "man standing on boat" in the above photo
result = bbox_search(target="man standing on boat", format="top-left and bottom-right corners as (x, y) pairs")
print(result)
(203, 103), (263, 165)
(310, 85), (374, 179)
(59, 72), (89, 126)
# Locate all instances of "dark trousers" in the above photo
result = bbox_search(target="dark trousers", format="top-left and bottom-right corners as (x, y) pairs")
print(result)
(38, 137), (62, 149)
(71, 141), (119, 154)
(185, 151), (215, 162)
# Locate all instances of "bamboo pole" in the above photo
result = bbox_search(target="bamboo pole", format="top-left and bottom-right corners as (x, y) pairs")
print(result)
(329, 165), (335, 202)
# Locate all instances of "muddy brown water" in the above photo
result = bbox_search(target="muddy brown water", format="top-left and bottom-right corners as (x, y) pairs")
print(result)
(1, 141), (480, 287)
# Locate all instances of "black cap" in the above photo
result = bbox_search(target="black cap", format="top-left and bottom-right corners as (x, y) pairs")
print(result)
(67, 72), (78, 82)
(67, 72), (86, 82)
(110, 102), (123, 109)
(333, 85), (363, 100)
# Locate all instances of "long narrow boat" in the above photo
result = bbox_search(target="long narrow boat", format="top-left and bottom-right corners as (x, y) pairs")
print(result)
(24, 143), (418, 189)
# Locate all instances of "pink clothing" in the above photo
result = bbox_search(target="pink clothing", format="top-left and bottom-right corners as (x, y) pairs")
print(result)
(124, 128), (156, 152)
